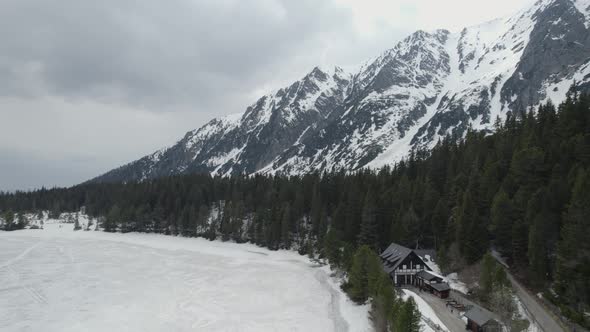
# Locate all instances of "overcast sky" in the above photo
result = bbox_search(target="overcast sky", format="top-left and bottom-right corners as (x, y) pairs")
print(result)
(0, 0), (534, 191)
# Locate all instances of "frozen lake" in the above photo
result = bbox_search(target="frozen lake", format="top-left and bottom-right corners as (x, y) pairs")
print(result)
(0, 223), (369, 332)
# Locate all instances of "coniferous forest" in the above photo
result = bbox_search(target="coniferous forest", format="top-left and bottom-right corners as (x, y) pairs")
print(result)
(1, 93), (589, 323)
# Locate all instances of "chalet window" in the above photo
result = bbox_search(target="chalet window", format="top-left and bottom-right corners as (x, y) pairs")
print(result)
(403, 264), (406, 270)
(416, 264), (420, 270)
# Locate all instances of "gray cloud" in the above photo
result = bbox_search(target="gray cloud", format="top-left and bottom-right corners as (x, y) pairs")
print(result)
(0, 0), (358, 110)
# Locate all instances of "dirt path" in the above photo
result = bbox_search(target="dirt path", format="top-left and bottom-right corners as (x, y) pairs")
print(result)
(313, 269), (350, 332)
(505, 273), (565, 332)
(491, 252), (565, 332)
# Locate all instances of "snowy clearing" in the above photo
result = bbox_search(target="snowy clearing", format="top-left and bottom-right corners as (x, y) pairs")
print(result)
(0, 222), (370, 332)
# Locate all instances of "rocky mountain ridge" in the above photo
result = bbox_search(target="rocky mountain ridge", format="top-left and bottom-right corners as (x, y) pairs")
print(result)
(93, 0), (590, 183)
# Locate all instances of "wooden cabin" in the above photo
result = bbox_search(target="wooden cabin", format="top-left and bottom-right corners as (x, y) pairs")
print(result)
(464, 305), (502, 332)
(380, 243), (431, 286)
(415, 270), (451, 298)
(431, 282), (451, 299)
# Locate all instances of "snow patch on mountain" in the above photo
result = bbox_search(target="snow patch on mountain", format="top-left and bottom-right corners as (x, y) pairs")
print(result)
(91, 0), (590, 183)
(543, 59), (590, 103)
(573, 0), (590, 27)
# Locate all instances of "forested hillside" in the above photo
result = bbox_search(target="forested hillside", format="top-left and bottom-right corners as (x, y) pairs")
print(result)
(1, 93), (589, 324)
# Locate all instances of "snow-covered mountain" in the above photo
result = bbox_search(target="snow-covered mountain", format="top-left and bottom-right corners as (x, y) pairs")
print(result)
(92, 0), (590, 183)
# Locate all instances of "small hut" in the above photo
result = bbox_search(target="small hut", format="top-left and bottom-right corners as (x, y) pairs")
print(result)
(464, 305), (502, 332)
(430, 282), (451, 299)
(415, 270), (450, 298)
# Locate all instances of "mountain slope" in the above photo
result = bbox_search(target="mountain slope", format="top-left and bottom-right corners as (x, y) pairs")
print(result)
(92, 0), (590, 183)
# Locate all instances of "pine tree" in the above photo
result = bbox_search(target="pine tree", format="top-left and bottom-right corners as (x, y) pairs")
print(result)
(527, 190), (550, 287)
(197, 204), (210, 234)
(511, 218), (528, 267)
(431, 199), (449, 250)
(220, 201), (232, 241)
(310, 185), (322, 238)
(490, 189), (513, 256)
(323, 228), (342, 267)
(480, 252), (496, 301)
(556, 168), (590, 309)
(104, 205), (120, 232)
(16, 212), (28, 230)
(393, 298), (421, 332)
(231, 200), (245, 242)
(3, 210), (14, 230)
(407, 298), (422, 332)
(347, 245), (379, 303)
(401, 207), (420, 248)
(73, 213), (81, 231)
(457, 189), (487, 263)
(371, 271), (397, 331)
(0, 95), (588, 325)
(358, 189), (379, 251)
(280, 202), (292, 249)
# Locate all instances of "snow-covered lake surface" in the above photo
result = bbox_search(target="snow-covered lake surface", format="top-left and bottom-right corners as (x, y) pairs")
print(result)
(0, 223), (370, 332)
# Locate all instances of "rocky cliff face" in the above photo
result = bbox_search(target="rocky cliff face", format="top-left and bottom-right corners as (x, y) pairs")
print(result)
(92, 0), (590, 183)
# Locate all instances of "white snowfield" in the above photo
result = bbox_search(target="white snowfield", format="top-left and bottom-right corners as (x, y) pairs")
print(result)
(0, 223), (370, 332)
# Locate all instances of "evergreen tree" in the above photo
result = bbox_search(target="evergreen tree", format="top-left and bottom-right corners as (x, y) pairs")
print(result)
(393, 298), (421, 332)
(480, 252), (496, 301)
(556, 168), (590, 310)
(456, 189), (487, 263)
(310, 185), (322, 237)
(358, 189), (379, 251)
(490, 189), (513, 255)
(280, 202), (292, 249)
(3, 210), (15, 230)
(511, 218), (528, 267)
(197, 205), (210, 234)
(73, 213), (81, 231)
(16, 212), (28, 230)
(347, 245), (381, 303)
(220, 201), (233, 241)
(104, 205), (120, 232)
(527, 190), (551, 287)
(0, 94), (588, 324)
(323, 228), (343, 267)
(431, 199), (449, 250)
(371, 271), (397, 332)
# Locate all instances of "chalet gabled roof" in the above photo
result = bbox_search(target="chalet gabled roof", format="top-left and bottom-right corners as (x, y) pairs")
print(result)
(380, 243), (431, 272)
(464, 305), (499, 326)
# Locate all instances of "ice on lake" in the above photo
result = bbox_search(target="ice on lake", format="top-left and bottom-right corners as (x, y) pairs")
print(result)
(0, 223), (370, 332)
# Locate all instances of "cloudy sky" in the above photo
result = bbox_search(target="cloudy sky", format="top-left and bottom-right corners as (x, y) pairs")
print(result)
(0, 0), (534, 191)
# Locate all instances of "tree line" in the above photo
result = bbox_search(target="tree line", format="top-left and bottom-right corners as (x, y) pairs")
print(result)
(1, 93), (589, 326)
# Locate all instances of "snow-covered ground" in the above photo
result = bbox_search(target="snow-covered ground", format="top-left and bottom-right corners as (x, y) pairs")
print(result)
(0, 222), (370, 332)
(401, 289), (449, 332)
(423, 255), (469, 295)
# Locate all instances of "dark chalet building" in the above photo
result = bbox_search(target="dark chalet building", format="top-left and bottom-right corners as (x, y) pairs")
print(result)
(464, 305), (502, 332)
(380, 243), (430, 285)
(380, 243), (451, 298)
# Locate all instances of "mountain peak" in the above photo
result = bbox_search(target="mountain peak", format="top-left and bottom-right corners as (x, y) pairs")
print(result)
(91, 0), (590, 183)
